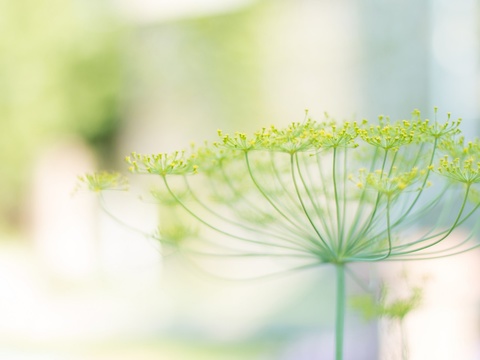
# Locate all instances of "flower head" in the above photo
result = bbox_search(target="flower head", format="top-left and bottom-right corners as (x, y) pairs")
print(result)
(122, 110), (479, 268)
(76, 171), (128, 193)
(357, 116), (416, 151)
(126, 151), (198, 176)
(357, 167), (424, 198)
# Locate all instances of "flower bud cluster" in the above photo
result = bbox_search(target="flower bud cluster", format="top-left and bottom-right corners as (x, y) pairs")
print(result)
(125, 151), (198, 176)
(77, 171), (128, 192)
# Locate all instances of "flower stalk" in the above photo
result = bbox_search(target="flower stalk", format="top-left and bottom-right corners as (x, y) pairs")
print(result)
(335, 263), (346, 360)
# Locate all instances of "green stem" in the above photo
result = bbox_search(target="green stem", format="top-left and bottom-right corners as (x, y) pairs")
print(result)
(399, 319), (409, 360)
(335, 263), (346, 360)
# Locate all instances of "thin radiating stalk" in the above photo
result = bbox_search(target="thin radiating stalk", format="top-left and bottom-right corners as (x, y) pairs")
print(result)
(332, 148), (343, 251)
(341, 147), (348, 256)
(394, 184), (471, 256)
(269, 151), (305, 213)
(184, 175), (313, 250)
(162, 176), (309, 253)
(315, 150), (338, 239)
(291, 154), (336, 258)
(99, 195), (151, 237)
(346, 150), (390, 253)
(345, 146), (381, 242)
(245, 152), (311, 233)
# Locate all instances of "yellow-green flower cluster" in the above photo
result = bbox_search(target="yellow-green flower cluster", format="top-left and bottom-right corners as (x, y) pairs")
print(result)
(77, 171), (128, 192)
(435, 137), (480, 184)
(194, 143), (241, 174)
(258, 121), (319, 153)
(217, 120), (359, 154)
(357, 167), (425, 198)
(218, 121), (320, 153)
(124, 113), (469, 183)
(315, 121), (359, 149)
(125, 151), (198, 176)
(437, 155), (480, 184)
(357, 117), (416, 151)
(219, 130), (262, 151)
(418, 115), (462, 139)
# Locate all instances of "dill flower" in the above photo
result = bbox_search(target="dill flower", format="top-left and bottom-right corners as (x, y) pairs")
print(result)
(135, 111), (477, 263)
(86, 110), (480, 360)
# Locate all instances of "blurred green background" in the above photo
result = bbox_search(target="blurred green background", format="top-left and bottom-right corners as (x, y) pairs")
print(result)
(0, 0), (122, 230)
(1, 0), (479, 359)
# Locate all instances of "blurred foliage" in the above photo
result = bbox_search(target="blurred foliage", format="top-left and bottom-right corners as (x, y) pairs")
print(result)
(350, 284), (422, 321)
(128, 4), (263, 135)
(0, 0), (123, 228)
(176, 8), (262, 128)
